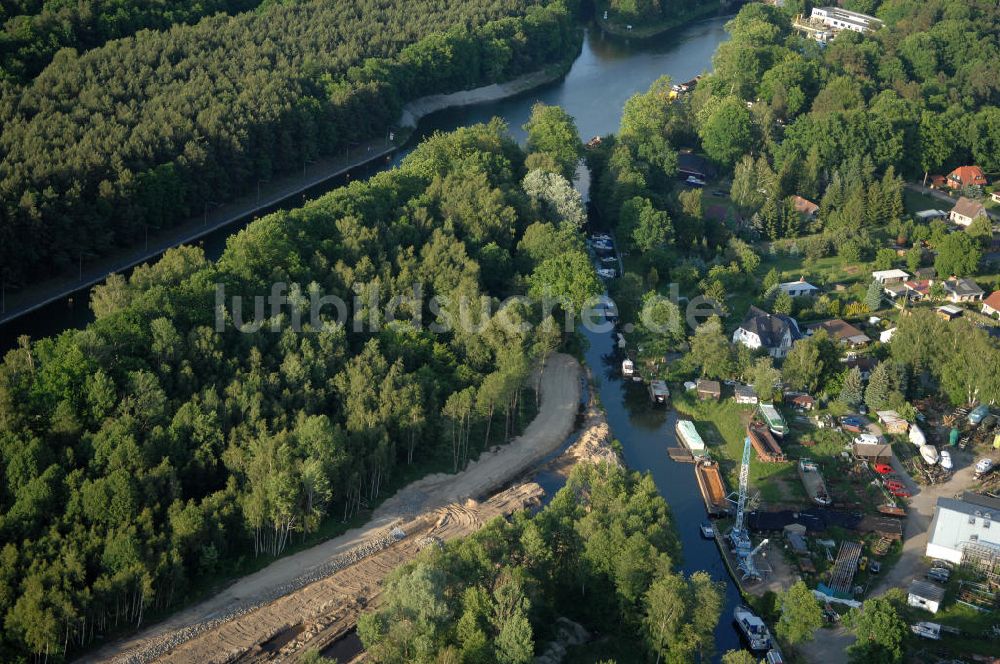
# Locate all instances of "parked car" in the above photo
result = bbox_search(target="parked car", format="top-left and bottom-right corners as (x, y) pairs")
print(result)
(939, 449), (953, 471)
(927, 567), (950, 583)
(841, 416), (865, 433)
(874, 463), (893, 475)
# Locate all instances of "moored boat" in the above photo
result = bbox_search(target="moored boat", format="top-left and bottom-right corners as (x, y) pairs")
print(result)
(648, 380), (670, 404)
(798, 458), (832, 506)
(695, 459), (730, 516)
(733, 605), (773, 651)
(675, 419), (706, 456)
(758, 403), (788, 437)
(748, 420), (787, 462)
(622, 358), (635, 377)
(700, 521), (715, 538)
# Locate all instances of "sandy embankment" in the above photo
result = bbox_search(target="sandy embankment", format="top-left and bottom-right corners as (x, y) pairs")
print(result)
(85, 354), (582, 664)
(399, 67), (569, 128)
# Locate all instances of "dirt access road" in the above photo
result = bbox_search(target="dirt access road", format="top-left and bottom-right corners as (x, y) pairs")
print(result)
(83, 354), (580, 664)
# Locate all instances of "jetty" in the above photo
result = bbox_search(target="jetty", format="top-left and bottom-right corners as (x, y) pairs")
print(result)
(748, 420), (787, 462)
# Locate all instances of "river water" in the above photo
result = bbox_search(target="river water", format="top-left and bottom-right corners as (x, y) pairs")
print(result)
(3, 14), (743, 658)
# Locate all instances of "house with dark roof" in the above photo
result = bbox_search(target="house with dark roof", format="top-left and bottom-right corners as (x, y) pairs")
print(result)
(942, 277), (985, 303)
(946, 165), (988, 190)
(808, 319), (871, 347)
(950, 196), (987, 227)
(732, 306), (802, 358)
(982, 291), (1000, 319)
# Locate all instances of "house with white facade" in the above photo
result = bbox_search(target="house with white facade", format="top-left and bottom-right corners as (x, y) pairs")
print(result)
(872, 269), (910, 285)
(778, 278), (820, 298)
(732, 306), (801, 359)
(982, 291), (1000, 318)
(942, 277), (985, 303)
(950, 197), (987, 227)
(810, 7), (883, 34)
(925, 492), (1000, 565)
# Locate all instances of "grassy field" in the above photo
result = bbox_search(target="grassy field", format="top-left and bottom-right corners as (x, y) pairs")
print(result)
(903, 187), (947, 215)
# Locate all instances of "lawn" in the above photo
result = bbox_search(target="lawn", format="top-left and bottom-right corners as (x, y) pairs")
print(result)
(903, 187), (947, 215)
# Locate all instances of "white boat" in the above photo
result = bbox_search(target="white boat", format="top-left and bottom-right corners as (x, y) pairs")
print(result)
(676, 419), (706, 455)
(910, 622), (941, 640)
(733, 605), (773, 651)
(622, 359), (635, 377)
(700, 522), (715, 538)
(919, 445), (939, 465)
(909, 424), (926, 447)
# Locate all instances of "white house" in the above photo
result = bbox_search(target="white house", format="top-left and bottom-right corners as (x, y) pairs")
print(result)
(732, 306), (801, 359)
(982, 291), (1000, 318)
(810, 7), (883, 33)
(778, 278), (820, 298)
(925, 492), (1000, 564)
(907, 580), (945, 614)
(872, 269), (910, 285)
(942, 277), (985, 303)
(950, 197), (987, 227)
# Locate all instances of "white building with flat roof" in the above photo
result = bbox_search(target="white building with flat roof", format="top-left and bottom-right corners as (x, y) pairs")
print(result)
(810, 7), (884, 34)
(926, 493), (1000, 564)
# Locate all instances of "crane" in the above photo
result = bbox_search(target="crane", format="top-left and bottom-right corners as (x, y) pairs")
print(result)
(728, 436), (768, 581)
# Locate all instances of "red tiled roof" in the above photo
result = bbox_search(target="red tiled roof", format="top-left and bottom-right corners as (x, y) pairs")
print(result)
(947, 166), (987, 188)
(792, 195), (819, 216)
(984, 291), (1000, 311)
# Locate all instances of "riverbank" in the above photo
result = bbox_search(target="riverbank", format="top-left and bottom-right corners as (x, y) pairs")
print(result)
(595, 0), (725, 39)
(80, 355), (581, 664)
(0, 60), (575, 330)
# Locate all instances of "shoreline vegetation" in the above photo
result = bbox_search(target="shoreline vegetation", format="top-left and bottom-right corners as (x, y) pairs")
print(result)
(594, 0), (724, 39)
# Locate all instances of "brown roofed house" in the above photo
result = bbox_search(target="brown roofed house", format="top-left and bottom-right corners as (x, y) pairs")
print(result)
(808, 319), (871, 347)
(697, 379), (721, 400)
(950, 196), (987, 227)
(792, 195), (819, 218)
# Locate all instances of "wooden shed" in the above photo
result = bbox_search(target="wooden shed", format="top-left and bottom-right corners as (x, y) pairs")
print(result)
(876, 410), (909, 435)
(696, 379), (721, 400)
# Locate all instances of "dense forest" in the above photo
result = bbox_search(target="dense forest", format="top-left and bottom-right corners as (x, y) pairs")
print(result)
(0, 0), (581, 285)
(358, 463), (725, 663)
(588, 0), (1000, 408)
(0, 0), (262, 83)
(0, 110), (603, 660)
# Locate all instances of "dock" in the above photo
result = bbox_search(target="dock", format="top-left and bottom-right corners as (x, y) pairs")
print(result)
(748, 421), (787, 462)
(828, 540), (863, 595)
(667, 448), (697, 463)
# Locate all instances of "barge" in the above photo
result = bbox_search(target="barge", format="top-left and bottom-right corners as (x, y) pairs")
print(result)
(675, 419), (706, 456)
(748, 420), (787, 462)
(695, 459), (730, 516)
(648, 380), (670, 404)
(758, 403), (788, 437)
(798, 458), (832, 506)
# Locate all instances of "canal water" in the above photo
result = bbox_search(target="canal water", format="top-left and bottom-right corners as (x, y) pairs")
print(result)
(3, 13), (744, 658)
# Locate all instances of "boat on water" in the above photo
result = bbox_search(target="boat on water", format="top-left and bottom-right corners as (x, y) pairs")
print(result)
(798, 458), (832, 506)
(919, 445), (939, 465)
(648, 380), (670, 404)
(695, 459), (730, 516)
(622, 358), (635, 377)
(733, 605), (773, 651)
(675, 419), (706, 456)
(758, 403), (788, 437)
(748, 420), (787, 462)
(700, 521), (715, 538)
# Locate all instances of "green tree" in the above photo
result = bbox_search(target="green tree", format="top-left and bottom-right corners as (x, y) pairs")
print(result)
(524, 103), (583, 181)
(865, 362), (894, 412)
(699, 97), (754, 167)
(934, 232), (981, 277)
(783, 339), (822, 393)
(777, 580), (823, 644)
(689, 317), (734, 379)
(905, 246), (923, 273)
(845, 594), (907, 664)
(529, 250), (602, 315)
(839, 367), (864, 407)
(773, 290), (794, 316)
(873, 248), (897, 271)
(722, 651), (759, 664)
(751, 357), (781, 402)
(864, 280), (883, 312)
